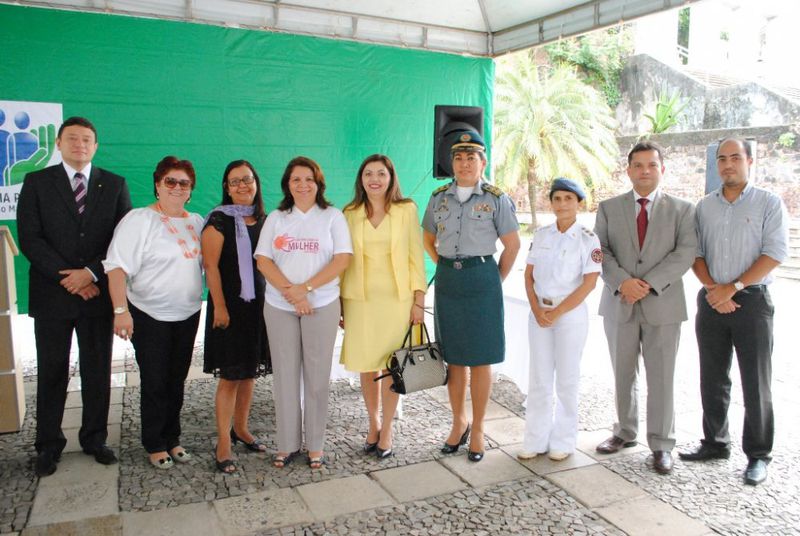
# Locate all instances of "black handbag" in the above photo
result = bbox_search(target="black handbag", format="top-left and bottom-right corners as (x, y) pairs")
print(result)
(376, 323), (448, 395)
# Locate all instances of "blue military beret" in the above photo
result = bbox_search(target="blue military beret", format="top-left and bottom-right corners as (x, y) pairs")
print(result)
(549, 177), (586, 201)
(450, 130), (486, 153)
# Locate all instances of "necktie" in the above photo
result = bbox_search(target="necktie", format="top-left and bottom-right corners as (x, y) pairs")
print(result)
(637, 198), (649, 249)
(74, 173), (86, 215)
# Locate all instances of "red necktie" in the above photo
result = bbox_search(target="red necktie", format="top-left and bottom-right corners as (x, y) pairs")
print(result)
(637, 198), (649, 249)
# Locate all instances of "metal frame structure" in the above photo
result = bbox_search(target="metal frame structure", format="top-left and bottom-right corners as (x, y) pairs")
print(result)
(2, 0), (698, 56)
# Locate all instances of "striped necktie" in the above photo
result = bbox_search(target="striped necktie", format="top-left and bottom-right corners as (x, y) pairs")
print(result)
(74, 172), (86, 214)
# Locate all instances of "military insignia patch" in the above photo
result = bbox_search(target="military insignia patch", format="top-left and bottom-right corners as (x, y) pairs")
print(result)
(460, 133), (471, 142)
(481, 183), (503, 197)
(473, 203), (493, 213)
(591, 248), (603, 263)
(433, 183), (451, 195)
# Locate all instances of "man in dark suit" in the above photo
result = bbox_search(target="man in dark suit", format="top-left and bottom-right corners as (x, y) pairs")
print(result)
(594, 141), (696, 474)
(17, 116), (132, 476)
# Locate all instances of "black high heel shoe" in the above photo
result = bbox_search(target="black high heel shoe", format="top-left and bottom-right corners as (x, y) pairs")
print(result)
(376, 445), (393, 459)
(363, 431), (380, 454)
(441, 424), (471, 454)
(230, 429), (267, 453)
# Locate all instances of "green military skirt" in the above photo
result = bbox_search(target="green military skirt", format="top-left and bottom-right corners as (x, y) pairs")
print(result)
(433, 255), (505, 366)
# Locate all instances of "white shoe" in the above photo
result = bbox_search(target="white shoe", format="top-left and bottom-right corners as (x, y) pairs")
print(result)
(548, 451), (570, 461)
(517, 451), (541, 460)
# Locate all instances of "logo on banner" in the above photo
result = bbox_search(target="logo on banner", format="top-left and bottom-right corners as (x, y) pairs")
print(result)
(0, 100), (63, 220)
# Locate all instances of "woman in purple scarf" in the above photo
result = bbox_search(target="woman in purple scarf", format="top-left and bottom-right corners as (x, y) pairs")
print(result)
(202, 160), (271, 474)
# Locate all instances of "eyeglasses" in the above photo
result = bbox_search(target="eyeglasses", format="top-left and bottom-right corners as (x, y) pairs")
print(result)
(162, 177), (192, 190)
(228, 176), (255, 187)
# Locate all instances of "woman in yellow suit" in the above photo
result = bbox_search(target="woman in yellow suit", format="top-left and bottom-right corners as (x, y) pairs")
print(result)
(340, 154), (427, 459)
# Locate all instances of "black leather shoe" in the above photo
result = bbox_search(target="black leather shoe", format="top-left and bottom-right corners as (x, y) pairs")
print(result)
(467, 450), (484, 462)
(35, 451), (58, 477)
(595, 436), (637, 454)
(376, 446), (393, 459)
(744, 458), (768, 486)
(84, 445), (118, 465)
(678, 443), (730, 461)
(441, 424), (470, 454)
(653, 451), (673, 474)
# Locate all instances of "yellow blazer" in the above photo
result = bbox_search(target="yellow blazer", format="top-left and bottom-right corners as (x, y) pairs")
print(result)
(340, 201), (427, 301)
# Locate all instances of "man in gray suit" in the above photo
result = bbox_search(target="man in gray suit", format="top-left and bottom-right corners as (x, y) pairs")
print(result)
(594, 141), (696, 474)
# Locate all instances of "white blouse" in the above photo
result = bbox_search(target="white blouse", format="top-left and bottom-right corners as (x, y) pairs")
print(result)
(103, 207), (204, 321)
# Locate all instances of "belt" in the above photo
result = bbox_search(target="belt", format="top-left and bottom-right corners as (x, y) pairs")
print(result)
(738, 284), (767, 293)
(439, 256), (489, 270)
(539, 295), (567, 307)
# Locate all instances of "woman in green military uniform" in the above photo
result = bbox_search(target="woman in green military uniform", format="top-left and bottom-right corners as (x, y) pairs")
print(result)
(422, 131), (520, 462)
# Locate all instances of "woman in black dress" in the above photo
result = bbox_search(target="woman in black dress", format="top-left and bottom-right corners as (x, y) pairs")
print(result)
(202, 160), (271, 473)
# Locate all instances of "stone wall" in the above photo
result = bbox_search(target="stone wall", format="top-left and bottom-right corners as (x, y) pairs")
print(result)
(617, 54), (707, 135)
(703, 83), (799, 129)
(615, 54), (800, 136)
(515, 125), (800, 217)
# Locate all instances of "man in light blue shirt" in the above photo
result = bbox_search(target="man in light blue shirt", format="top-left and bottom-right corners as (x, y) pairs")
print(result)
(679, 138), (789, 486)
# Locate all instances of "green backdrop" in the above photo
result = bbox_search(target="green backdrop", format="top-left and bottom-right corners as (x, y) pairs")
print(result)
(0, 4), (493, 314)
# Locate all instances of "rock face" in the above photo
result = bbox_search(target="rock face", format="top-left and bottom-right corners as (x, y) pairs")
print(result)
(616, 54), (800, 136)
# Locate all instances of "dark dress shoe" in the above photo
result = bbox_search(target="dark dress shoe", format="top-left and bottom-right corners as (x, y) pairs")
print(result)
(441, 424), (471, 454)
(467, 450), (484, 462)
(84, 445), (118, 465)
(595, 436), (637, 454)
(653, 451), (673, 474)
(376, 446), (393, 459)
(35, 451), (58, 477)
(744, 458), (768, 486)
(678, 443), (730, 461)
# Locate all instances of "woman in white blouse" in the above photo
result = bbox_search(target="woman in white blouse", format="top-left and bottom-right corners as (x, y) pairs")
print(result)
(104, 156), (203, 470)
(254, 156), (352, 470)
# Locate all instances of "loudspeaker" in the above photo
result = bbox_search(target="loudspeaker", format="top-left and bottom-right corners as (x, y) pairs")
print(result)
(433, 105), (484, 179)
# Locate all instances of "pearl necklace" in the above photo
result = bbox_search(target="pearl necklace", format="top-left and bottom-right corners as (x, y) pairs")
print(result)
(155, 202), (200, 259)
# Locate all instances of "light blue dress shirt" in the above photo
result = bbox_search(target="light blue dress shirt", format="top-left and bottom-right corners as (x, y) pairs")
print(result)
(695, 182), (788, 286)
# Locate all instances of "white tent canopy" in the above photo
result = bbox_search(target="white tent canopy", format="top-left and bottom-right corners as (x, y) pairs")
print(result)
(9, 0), (698, 56)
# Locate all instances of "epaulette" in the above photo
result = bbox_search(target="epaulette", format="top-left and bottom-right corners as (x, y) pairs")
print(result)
(481, 183), (503, 197)
(581, 226), (595, 237)
(432, 183), (451, 195)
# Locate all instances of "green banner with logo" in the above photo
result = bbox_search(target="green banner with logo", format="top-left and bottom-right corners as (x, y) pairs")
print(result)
(0, 4), (493, 314)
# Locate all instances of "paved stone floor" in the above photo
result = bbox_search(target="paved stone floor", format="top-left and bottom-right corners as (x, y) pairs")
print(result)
(3, 264), (800, 535)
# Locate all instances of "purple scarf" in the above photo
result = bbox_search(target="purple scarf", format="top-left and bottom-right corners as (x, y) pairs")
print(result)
(203, 204), (257, 302)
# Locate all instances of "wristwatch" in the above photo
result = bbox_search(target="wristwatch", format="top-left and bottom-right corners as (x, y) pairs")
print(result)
(113, 306), (128, 315)
(733, 280), (745, 292)
(305, 283), (314, 293)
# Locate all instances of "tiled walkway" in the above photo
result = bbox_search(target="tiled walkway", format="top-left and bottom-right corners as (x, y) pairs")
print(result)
(3, 256), (799, 535)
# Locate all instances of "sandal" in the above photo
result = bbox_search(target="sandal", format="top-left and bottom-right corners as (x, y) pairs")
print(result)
(215, 459), (237, 474)
(149, 455), (174, 470)
(231, 429), (267, 453)
(170, 448), (192, 463)
(307, 454), (326, 469)
(273, 450), (299, 469)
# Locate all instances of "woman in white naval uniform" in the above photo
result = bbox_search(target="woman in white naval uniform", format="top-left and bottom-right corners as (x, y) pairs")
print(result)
(519, 178), (602, 461)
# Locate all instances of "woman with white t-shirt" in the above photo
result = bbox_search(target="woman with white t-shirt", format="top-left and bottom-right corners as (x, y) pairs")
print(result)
(104, 156), (203, 470)
(254, 156), (352, 470)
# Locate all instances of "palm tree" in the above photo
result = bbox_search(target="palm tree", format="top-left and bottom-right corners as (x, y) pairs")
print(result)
(493, 53), (619, 229)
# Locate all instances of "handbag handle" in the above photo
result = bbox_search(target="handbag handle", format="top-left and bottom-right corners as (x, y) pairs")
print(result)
(399, 322), (433, 351)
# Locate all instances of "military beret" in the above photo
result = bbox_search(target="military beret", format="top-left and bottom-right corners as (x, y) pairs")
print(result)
(549, 177), (586, 201)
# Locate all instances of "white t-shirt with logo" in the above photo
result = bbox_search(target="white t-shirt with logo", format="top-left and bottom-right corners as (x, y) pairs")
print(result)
(254, 205), (353, 312)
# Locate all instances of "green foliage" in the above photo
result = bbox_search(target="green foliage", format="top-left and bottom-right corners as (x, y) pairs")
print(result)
(678, 8), (690, 49)
(544, 27), (633, 108)
(644, 89), (690, 134)
(493, 54), (619, 227)
(778, 132), (796, 148)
